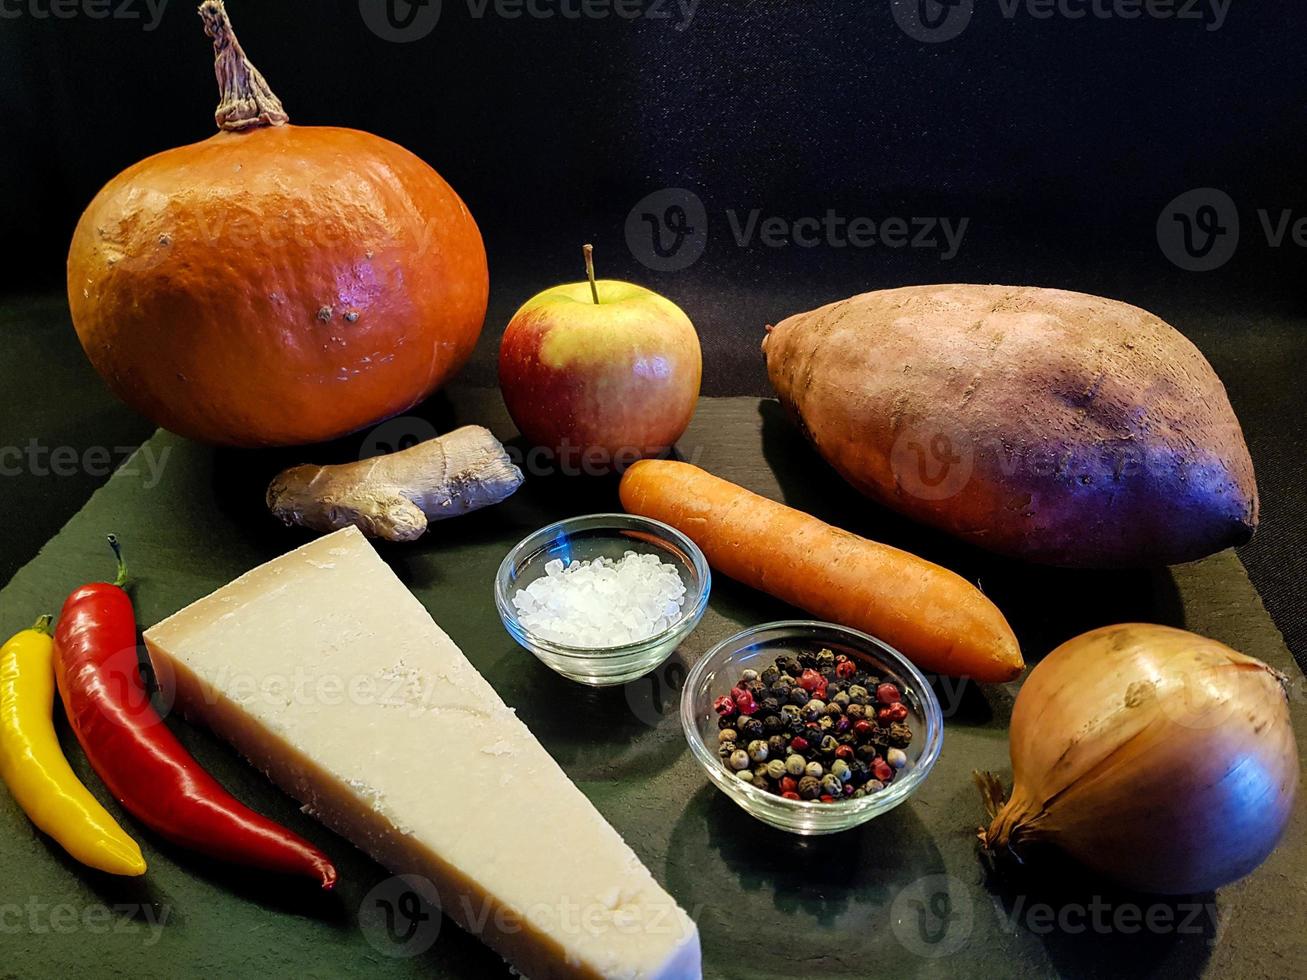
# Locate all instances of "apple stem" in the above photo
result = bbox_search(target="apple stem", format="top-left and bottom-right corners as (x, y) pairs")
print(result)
(583, 243), (600, 305)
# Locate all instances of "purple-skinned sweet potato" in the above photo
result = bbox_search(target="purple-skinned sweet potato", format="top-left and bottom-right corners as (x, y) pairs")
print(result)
(762, 285), (1258, 568)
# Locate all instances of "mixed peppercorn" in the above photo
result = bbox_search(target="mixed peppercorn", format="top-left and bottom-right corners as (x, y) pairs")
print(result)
(713, 648), (913, 803)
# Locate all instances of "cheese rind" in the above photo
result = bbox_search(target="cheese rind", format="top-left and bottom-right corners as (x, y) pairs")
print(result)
(144, 527), (700, 980)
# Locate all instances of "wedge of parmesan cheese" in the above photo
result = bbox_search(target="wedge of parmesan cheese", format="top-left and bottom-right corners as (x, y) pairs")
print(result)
(143, 526), (700, 980)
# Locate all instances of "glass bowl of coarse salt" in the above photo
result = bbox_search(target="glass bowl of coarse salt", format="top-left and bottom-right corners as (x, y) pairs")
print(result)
(495, 514), (711, 686)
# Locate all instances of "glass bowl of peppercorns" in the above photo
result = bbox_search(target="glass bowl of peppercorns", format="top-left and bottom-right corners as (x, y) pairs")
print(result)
(680, 620), (943, 835)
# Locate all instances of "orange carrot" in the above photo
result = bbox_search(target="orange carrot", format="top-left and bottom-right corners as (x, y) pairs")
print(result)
(619, 460), (1024, 682)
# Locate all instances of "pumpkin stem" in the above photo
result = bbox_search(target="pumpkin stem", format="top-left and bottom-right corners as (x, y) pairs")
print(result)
(198, 0), (288, 132)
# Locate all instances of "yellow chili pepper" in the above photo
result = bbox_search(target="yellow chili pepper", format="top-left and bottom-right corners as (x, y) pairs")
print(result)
(0, 616), (146, 876)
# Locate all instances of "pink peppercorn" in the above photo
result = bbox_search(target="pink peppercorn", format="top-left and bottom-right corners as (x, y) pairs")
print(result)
(853, 720), (873, 738)
(820, 794), (835, 803)
(713, 695), (736, 717)
(799, 669), (824, 693)
(876, 683), (901, 705)
(872, 758), (894, 782)
(835, 744), (854, 761)
(836, 660), (856, 679)
(877, 703), (908, 725)
(781, 791), (801, 801)
(735, 692), (758, 715)
(781, 776), (798, 794)
(789, 736), (809, 754)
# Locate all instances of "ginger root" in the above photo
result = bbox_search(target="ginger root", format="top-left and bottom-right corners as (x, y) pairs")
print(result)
(267, 426), (524, 542)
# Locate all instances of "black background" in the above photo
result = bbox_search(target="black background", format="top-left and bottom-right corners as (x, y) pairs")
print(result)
(1, 0), (1304, 663)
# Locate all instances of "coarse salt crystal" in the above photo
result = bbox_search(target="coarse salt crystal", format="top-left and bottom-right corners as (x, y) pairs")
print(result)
(512, 551), (688, 648)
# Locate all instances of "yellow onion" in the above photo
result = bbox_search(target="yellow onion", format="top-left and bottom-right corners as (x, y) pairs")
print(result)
(977, 623), (1298, 894)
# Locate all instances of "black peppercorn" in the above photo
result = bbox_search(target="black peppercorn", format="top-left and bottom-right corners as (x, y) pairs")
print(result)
(760, 666), (780, 686)
(767, 734), (788, 756)
(788, 687), (809, 707)
(762, 715), (783, 734)
(739, 717), (764, 740)
(846, 703), (866, 721)
(888, 722), (914, 748)
(760, 696), (780, 715)
(798, 775), (821, 800)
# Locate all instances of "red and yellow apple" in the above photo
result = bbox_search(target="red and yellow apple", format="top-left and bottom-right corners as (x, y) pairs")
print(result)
(498, 251), (701, 472)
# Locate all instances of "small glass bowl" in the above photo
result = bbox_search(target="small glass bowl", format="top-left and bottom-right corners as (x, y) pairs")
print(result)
(681, 621), (943, 835)
(495, 514), (711, 687)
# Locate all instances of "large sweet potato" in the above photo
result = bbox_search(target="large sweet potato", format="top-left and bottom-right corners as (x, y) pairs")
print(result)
(763, 285), (1258, 567)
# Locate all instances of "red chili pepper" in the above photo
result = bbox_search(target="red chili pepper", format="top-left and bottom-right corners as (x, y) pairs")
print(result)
(51, 536), (337, 888)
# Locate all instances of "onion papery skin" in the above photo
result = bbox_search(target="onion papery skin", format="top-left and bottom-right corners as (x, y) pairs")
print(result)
(981, 623), (1298, 895)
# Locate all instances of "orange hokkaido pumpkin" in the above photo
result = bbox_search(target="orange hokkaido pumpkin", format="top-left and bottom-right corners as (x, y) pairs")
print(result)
(66, 1), (488, 447)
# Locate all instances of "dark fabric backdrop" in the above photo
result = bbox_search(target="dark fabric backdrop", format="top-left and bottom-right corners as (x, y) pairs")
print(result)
(1, 1), (1303, 663)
